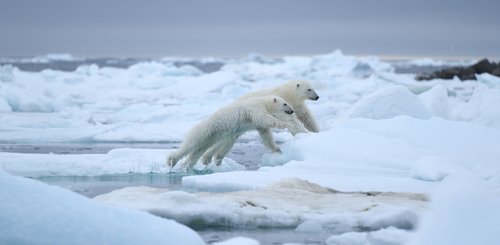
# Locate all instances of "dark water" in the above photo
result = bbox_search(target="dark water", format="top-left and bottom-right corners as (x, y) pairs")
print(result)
(0, 141), (266, 197)
(35, 173), (186, 197)
(0, 57), (224, 73)
(0, 56), (451, 75)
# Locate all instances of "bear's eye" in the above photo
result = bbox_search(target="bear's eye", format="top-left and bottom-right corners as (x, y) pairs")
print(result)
(283, 103), (287, 106)
(307, 89), (312, 91)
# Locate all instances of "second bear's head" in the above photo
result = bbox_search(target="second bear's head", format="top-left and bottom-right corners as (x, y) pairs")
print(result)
(294, 80), (319, 101)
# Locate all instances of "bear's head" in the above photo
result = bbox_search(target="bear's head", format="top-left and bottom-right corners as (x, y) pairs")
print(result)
(294, 80), (319, 101)
(271, 96), (294, 115)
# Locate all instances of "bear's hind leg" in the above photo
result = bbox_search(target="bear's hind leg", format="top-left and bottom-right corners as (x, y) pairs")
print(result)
(167, 149), (188, 167)
(201, 142), (224, 166)
(183, 147), (208, 170)
(213, 135), (239, 166)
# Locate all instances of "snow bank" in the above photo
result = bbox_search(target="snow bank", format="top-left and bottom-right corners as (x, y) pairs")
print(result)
(2, 50), (499, 144)
(0, 169), (204, 245)
(0, 64), (15, 82)
(213, 237), (260, 245)
(32, 53), (81, 62)
(184, 116), (500, 193)
(409, 175), (500, 245)
(0, 148), (245, 177)
(326, 226), (411, 245)
(349, 86), (432, 120)
(394, 58), (476, 67)
(418, 85), (450, 118)
(95, 178), (426, 230)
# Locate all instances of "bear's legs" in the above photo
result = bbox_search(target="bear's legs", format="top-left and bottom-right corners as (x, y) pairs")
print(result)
(212, 135), (240, 165)
(271, 111), (308, 135)
(201, 144), (218, 165)
(255, 113), (290, 129)
(257, 128), (280, 153)
(295, 105), (319, 132)
(167, 129), (213, 168)
(202, 133), (242, 165)
(167, 148), (190, 167)
(182, 132), (221, 169)
(182, 146), (209, 170)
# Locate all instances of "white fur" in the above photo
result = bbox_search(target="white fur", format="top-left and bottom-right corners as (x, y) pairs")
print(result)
(201, 80), (319, 166)
(167, 96), (303, 170)
(239, 80), (320, 132)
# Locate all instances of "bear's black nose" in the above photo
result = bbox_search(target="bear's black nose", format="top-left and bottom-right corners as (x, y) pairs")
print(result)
(286, 110), (294, 114)
(314, 96), (319, 101)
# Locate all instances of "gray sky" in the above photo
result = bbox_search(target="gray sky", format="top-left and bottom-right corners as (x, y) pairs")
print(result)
(1, 0), (499, 58)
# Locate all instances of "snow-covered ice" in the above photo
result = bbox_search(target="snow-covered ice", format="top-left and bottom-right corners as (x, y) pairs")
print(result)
(1, 50), (497, 144)
(326, 226), (411, 245)
(0, 169), (204, 245)
(409, 175), (500, 245)
(95, 178), (427, 231)
(183, 116), (500, 193)
(213, 237), (260, 245)
(0, 148), (245, 177)
(2, 50), (500, 244)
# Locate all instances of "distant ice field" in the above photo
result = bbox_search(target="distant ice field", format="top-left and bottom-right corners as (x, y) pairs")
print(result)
(2, 51), (500, 244)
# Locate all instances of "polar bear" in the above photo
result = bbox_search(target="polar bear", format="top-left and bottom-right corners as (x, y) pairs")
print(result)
(239, 80), (320, 132)
(200, 102), (305, 166)
(167, 96), (306, 170)
(200, 80), (319, 166)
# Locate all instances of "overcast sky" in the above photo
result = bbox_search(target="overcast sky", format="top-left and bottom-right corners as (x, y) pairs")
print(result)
(1, 0), (499, 58)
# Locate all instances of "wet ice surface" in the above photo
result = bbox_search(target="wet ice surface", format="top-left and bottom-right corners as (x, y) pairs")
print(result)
(2, 143), (348, 245)
(36, 173), (185, 198)
(1, 141), (265, 197)
(94, 178), (425, 245)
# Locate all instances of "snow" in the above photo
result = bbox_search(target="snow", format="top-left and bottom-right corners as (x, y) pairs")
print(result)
(183, 116), (500, 193)
(213, 237), (260, 245)
(295, 220), (324, 233)
(418, 85), (450, 119)
(0, 148), (245, 177)
(410, 155), (455, 182)
(95, 178), (426, 230)
(326, 226), (411, 245)
(409, 175), (500, 245)
(393, 58), (476, 67)
(32, 53), (81, 62)
(2, 51), (500, 243)
(2, 50), (499, 144)
(349, 86), (433, 120)
(0, 169), (204, 245)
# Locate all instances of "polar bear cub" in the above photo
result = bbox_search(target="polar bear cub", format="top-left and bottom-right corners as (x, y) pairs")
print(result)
(167, 96), (306, 170)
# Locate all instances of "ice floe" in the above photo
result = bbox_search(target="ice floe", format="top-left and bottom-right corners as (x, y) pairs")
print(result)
(0, 148), (245, 177)
(0, 169), (204, 245)
(95, 178), (427, 231)
(183, 116), (500, 193)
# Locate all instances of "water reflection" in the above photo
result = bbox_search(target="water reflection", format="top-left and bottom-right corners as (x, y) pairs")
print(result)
(35, 173), (190, 197)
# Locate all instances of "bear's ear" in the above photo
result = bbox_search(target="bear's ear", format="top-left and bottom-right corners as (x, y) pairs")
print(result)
(273, 98), (277, 103)
(296, 84), (300, 88)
